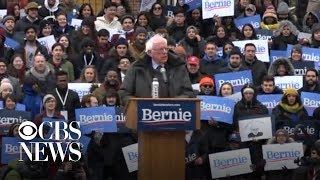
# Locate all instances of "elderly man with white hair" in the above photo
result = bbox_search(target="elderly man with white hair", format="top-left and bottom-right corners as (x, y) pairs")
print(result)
(119, 34), (194, 104)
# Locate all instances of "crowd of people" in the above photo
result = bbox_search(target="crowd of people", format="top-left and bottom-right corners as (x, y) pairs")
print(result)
(0, 0), (318, 179)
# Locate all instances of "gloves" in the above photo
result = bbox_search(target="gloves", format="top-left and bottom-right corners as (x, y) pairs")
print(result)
(93, 131), (103, 145)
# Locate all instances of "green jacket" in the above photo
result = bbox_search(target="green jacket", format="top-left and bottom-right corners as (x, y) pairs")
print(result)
(48, 59), (75, 82)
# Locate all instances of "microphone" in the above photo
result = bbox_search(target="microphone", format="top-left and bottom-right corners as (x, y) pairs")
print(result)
(160, 67), (167, 83)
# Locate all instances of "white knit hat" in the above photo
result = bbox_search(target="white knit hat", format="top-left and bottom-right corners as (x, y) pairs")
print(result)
(0, 82), (13, 93)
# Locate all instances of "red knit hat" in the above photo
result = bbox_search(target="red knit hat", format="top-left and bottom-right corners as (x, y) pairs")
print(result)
(199, 77), (214, 87)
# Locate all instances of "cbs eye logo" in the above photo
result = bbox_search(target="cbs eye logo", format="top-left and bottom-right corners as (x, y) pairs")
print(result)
(18, 121), (38, 140)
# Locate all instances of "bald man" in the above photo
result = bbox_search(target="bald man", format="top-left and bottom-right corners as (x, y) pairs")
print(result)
(119, 34), (194, 105)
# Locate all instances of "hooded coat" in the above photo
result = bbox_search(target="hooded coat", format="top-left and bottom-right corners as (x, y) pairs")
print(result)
(268, 58), (295, 77)
(272, 20), (299, 50)
(38, 0), (63, 19)
(233, 84), (269, 129)
(302, 12), (320, 33)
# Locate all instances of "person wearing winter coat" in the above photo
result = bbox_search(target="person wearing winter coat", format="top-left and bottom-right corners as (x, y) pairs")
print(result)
(179, 25), (206, 58)
(268, 57), (295, 77)
(302, 11), (320, 33)
(272, 88), (309, 129)
(265, 129), (295, 180)
(38, 0), (63, 20)
(218, 49), (249, 73)
(260, 6), (279, 31)
(311, 23), (320, 48)
(14, 2), (42, 33)
(257, 75), (283, 94)
(271, 20), (299, 50)
(94, 1), (121, 32)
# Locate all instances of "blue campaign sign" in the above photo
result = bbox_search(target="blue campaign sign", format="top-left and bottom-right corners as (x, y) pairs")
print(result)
(4, 37), (20, 50)
(137, 100), (196, 131)
(277, 120), (320, 141)
(165, 5), (176, 17)
(75, 106), (117, 134)
(198, 95), (235, 124)
(287, 44), (320, 62)
(257, 94), (282, 114)
(256, 29), (273, 40)
(214, 70), (252, 93)
(183, 0), (201, 11)
(301, 92), (320, 116)
(269, 50), (287, 62)
(0, 101), (26, 111)
(115, 107), (131, 133)
(1, 137), (43, 164)
(234, 15), (261, 30)
(292, 61), (315, 76)
(0, 110), (31, 135)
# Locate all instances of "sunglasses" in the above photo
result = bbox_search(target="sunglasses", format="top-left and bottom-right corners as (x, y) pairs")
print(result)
(203, 84), (213, 88)
(153, 7), (162, 10)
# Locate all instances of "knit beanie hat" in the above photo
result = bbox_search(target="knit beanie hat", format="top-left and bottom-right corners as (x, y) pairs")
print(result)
(263, 6), (278, 21)
(284, 88), (298, 96)
(115, 37), (128, 47)
(43, 94), (56, 105)
(199, 77), (214, 87)
(275, 129), (289, 138)
(277, 2), (289, 14)
(2, 15), (15, 24)
(0, 82), (13, 93)
(229, 49), (243, 58)
(134, 26), (147, 37)
(39, 19), (52, 30)
(81, 37), (96, 48)
(291, 44), (302, 54)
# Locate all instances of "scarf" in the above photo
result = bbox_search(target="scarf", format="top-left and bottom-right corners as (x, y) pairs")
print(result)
(133, 41), (145, 52)
(185, 36), (200, 57)
(30, 66), (50, 81)
(279, 102), (303, 114)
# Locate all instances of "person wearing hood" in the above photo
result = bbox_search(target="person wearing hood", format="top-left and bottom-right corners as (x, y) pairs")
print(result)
(311, 23), (320, 48)
(129, 26), (147, 61)
(271, 20), (299, 50)
(289, 44), (304, 62)
(199, 41), (227, 76)
(233, 84), (268, 179)
(260, 6), (279, 31)
(265, 129), (295, 180)
(94, 1), (121, 32)
(272, 88), (309, 127)
(268, 57), (295, 77)
(179, 25), (206, 58)
(233, 84), (269, 129)
(242, 43), (268, 87)
(257, 75), (283, 94)
(302, 11), (320, 33)
(38, 0), (63, 21)
(218, 49), (249, 73)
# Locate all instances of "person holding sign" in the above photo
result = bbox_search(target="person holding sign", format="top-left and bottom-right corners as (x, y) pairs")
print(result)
(257, 75), (283, 94)
(268, 57), (295, 77)
(272, 88), (309, 127)
(271, 20), (299, 50)
(264, 129), (295, 180)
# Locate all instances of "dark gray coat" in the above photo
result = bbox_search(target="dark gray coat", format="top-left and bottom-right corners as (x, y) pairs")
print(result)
(119, 52), (195, 105)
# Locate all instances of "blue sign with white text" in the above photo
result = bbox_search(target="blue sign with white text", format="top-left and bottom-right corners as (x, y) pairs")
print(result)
(292, 61), (315, 76)
(75, 106), (117, 134)
(234, 15), (261, 30)
(4, 37), (19, 50)
(183, 0), (201, 11)
(0, 110), (31, 135)
(301, 92), (320, 116)
(287, 44), (320, 62)
(1, 137), (42, 164)
(257, 94), (282, 114)
(214, 70), (252, 93)
(269, 50), (287, 62)
(115, 107), (131, 133)
(198, 95), (235, 124)
(137, 100), (196, 131)
(256, 29), (273, 40)
(277, 120), (320, 140)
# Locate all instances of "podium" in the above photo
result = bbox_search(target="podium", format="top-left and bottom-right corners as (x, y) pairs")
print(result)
(125, 98), (201, 180)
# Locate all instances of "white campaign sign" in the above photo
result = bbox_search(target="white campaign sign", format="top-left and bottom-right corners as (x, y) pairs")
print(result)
(239, 116), (273, 142)
(192, 83), (200, 91)
(68, 83), (100, 100)
(224, 92), (242, 102)
(233, 40), (269, 62)
(274, 76), (303, 90)
(209, 148), (252, 178)
(71, 18), (82, 30)
(202, 0), (234, 19)
(263, 143), (303, 171)
(140, 0), (157, 12)
(122, 143), (138, 172)
(0, 10), (7, 20)
(37, 35), (56, 53)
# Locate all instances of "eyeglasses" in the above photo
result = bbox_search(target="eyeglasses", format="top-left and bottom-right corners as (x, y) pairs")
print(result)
(152, 48), (169, 53)
(203, 85), (213, 88)
(153, 7), (162, 10)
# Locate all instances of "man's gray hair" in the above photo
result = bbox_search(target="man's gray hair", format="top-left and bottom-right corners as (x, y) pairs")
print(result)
(145, 34), (167, 52)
